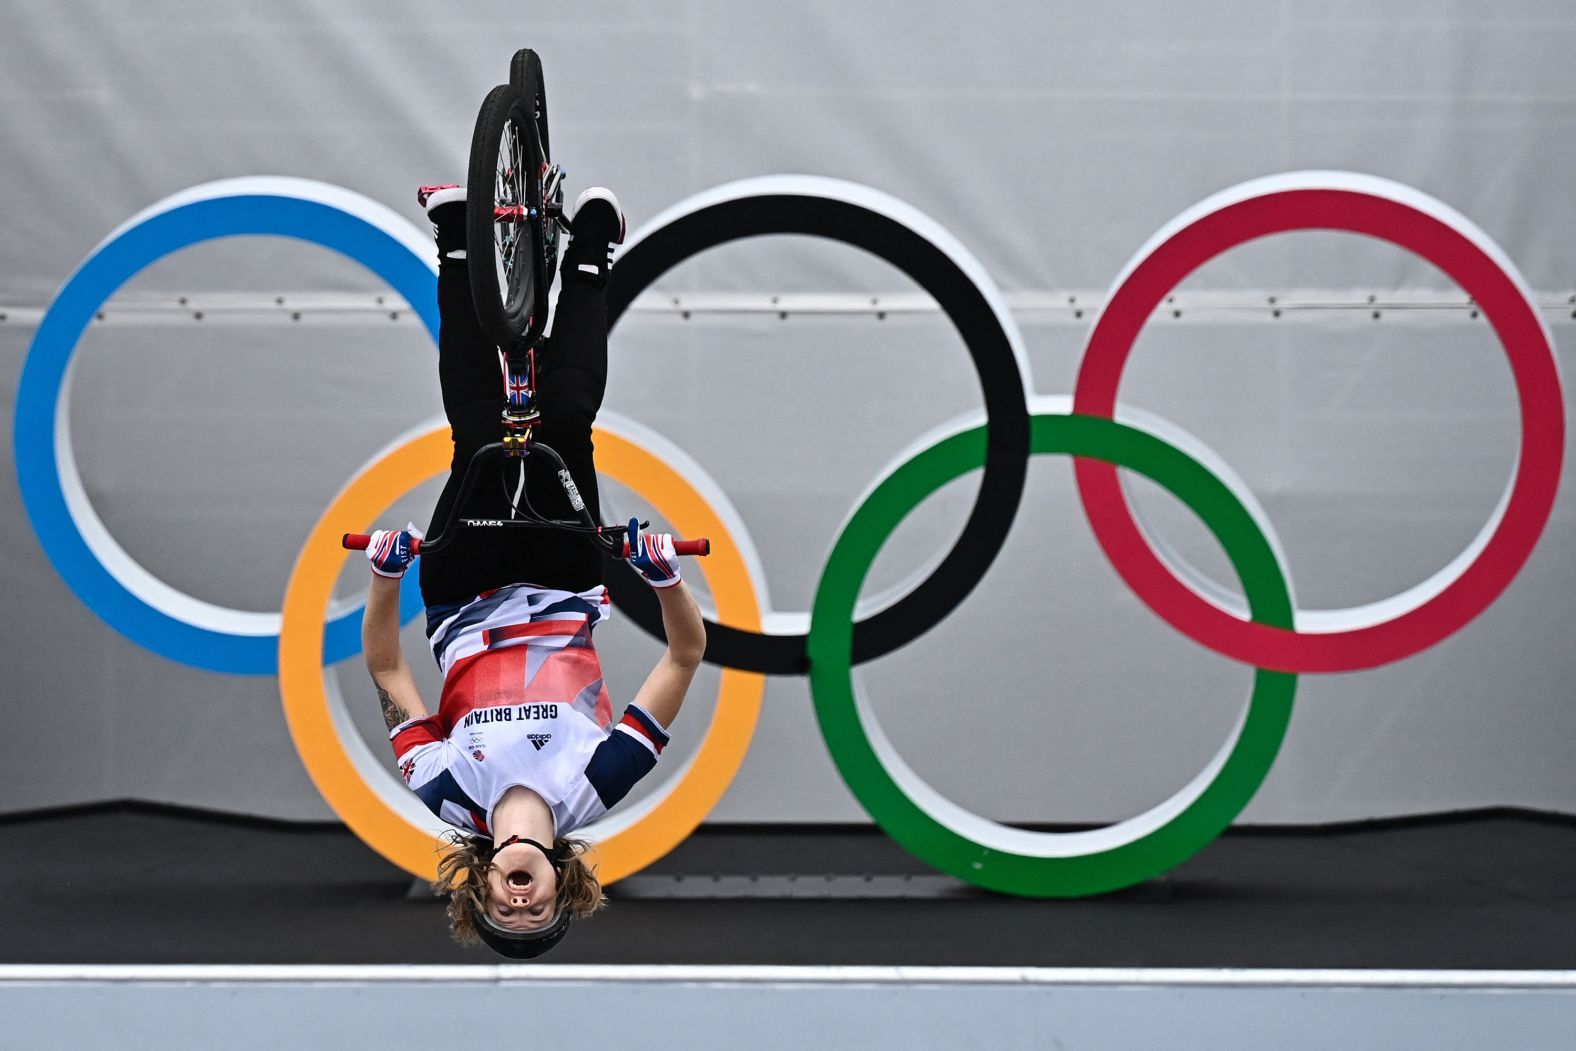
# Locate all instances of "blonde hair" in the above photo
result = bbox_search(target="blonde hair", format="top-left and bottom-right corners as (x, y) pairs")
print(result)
(432, 831), (606, 944)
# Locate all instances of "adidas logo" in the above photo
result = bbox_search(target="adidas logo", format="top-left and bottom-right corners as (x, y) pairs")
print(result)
(527, 734), (552, 751)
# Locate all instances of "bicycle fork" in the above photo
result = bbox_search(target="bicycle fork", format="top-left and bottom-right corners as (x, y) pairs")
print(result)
(500, 344), (539, 455)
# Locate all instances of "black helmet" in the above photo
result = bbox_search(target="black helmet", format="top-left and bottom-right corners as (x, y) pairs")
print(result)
(473, 834), (572, 960)
(474, 905), (573, 959)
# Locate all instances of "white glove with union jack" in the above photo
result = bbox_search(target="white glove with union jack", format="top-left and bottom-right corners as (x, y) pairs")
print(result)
(626, 517), (681, 588)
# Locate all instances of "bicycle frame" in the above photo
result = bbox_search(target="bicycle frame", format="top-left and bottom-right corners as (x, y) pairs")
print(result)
(343, 54), (707, 564)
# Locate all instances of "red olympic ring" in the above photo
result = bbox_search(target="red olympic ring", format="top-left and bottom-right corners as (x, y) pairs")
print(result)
(1072, 173), (1564, 673)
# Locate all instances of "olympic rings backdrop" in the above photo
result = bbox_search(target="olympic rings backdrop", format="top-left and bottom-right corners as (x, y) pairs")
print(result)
(14, 172), (1562, 895)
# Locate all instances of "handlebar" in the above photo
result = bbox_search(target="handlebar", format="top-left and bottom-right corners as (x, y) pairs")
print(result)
(622, 537), (710, 558)
(341, 533), (422, 556)
(341, 532), (710, 557)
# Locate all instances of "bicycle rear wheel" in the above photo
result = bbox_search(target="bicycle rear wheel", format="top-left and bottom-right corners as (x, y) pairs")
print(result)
(467, 83), (548, 349)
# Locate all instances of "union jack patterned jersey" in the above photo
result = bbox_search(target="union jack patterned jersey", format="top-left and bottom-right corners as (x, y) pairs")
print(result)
(388, 583), (669, 838)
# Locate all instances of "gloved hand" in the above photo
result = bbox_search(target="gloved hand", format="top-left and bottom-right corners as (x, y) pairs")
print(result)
(626, 517), (680, 588)
(366, 525), (423, 578)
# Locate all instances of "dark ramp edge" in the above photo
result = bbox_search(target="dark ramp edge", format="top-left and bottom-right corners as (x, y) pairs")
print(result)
(2, 805), (1574, 966)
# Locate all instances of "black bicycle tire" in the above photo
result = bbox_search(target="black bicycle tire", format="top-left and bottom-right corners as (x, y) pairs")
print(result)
(509, 49), (549, 159)
(467, 83), (546, 349)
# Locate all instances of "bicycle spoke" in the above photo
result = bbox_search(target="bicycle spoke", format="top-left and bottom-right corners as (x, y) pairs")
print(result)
(508, 120), (524, 300)
(494, 120), (522, 306)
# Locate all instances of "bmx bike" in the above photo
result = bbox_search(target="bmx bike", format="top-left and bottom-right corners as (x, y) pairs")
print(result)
(344, 48), (708, 564)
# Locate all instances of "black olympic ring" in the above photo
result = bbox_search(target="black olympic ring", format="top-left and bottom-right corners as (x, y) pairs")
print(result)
(604, 188), (1032, 674)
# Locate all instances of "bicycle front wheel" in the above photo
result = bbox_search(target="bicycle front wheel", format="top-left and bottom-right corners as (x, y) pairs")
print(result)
(512, 48), (562, 317)
(510, 48), (550, 159)
(467, 83), (548, 349)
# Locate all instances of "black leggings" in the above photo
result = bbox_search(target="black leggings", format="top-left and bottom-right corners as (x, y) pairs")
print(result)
(418, 247), (609, 606)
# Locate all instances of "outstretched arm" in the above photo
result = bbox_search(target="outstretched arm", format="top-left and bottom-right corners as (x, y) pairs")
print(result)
(625, 521), (706, 729)
(361, 530), (429, 731)
(630, 580), (706, 729)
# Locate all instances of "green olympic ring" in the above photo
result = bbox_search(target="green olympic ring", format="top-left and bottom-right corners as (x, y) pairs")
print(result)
(806, 411), (1297, 897)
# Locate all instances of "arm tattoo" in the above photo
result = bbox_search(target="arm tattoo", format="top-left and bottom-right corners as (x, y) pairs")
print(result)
(376, 683), (408, 732)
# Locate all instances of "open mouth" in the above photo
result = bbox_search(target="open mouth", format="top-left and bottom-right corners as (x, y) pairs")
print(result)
(506, 870), (532, 890)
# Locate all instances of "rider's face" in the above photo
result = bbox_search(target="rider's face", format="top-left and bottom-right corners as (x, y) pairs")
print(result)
(485, 840), (560, 931)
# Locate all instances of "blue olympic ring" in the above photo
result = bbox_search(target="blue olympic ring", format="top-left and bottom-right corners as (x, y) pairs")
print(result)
(14, 181), (438, 674)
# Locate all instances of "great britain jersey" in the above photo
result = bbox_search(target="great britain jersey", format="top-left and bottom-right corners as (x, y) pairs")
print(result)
(387, 582), (669, 838)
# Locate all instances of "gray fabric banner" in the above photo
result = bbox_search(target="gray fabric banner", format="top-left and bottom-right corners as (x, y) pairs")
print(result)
(1, 0), (1572, 824)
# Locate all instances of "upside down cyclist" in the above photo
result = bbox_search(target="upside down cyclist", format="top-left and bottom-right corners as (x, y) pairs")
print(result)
(359, 181), (706, 959)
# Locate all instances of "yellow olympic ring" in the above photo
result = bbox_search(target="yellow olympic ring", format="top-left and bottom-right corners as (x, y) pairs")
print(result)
(278, 422), (765, 881)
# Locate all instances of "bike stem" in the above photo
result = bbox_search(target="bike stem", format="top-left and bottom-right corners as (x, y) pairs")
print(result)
(501, 342), (539, 456)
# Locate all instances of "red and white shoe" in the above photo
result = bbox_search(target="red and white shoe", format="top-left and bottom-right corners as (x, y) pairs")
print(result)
(417, 185), (467, 259)
(417, 184), (465, 212)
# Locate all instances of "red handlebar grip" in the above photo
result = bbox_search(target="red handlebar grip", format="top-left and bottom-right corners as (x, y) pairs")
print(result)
(620, 537), (711, 558)
(341, 533), (422, 556)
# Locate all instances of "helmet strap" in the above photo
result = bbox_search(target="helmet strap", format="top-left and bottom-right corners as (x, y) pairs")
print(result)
(489, 834), (563, 871)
